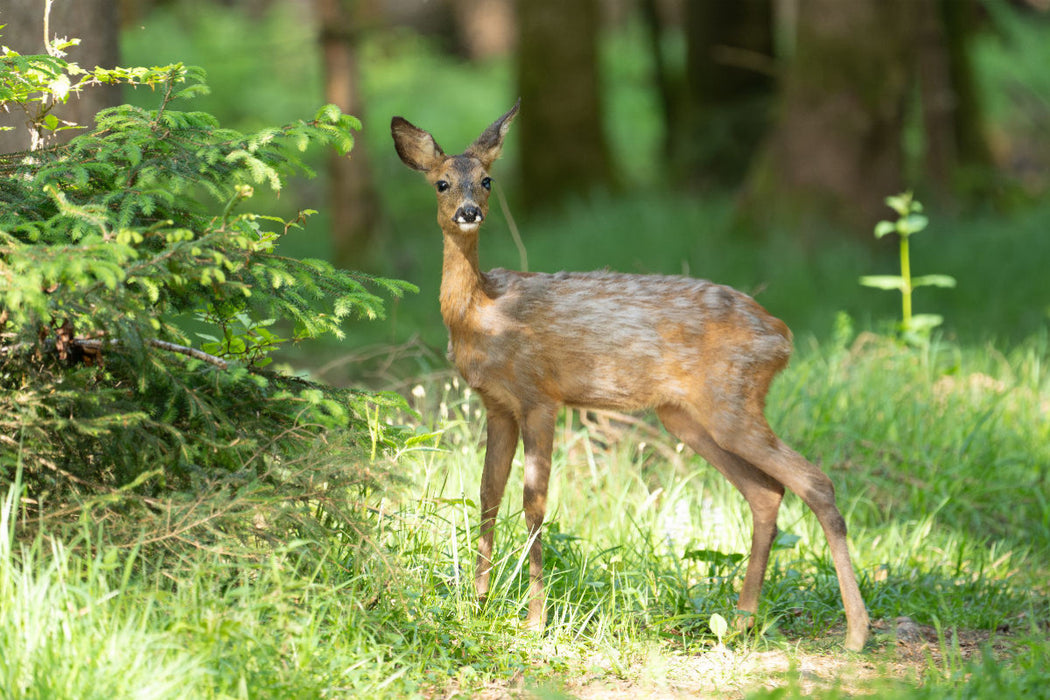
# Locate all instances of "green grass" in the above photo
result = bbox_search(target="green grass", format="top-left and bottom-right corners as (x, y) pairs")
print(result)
(4, 332), (1048, 698)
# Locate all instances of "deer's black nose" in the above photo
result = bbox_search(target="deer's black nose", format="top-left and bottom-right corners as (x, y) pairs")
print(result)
(454, 205), (483, 224)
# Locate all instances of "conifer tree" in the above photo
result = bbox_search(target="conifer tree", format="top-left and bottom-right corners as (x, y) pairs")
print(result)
(0, 39), (414, 529)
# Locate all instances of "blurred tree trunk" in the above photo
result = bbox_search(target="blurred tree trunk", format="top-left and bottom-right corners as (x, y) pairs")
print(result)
(684, 0), (775, 188)
(516, 0), (613, 212)
(0, 0), (120, 154)
(645, 0), (775, 189)
(640, 0), (678, 166)
(449, 0), (515, 59)
(741, 0), (914, 238)
(919, 0), (992, 195)
(916, 0), (957, 190)
(316, 0), (381, 270)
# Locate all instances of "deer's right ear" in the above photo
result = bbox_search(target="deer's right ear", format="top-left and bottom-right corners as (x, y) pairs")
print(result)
(467, 98), (520, 169)
(391, 117), (445, 172)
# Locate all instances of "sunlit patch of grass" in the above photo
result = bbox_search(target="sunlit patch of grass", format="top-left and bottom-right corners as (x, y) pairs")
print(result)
(0, 486), (204, 699)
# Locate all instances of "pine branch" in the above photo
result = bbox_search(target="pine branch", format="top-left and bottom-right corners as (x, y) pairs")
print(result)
(76, 337), (230, 369)
(0, 337), (229, 369)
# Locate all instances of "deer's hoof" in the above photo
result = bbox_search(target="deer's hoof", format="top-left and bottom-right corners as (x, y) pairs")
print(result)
(845, 626), (869, 652)
(524, 607), (547, 634)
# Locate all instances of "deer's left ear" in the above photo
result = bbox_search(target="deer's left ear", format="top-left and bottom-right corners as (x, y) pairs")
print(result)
(467, 98), (520, 169)
(391, 116), (446, 172)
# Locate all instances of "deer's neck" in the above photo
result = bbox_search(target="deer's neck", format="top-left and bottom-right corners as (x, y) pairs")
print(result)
(440, 228), (484, 327)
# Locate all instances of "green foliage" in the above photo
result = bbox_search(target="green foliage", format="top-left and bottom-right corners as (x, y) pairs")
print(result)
(0, 50), (415, 509)
(1, 34), (187, 150)
(976, 0), (1050, 201)
(120, 2), (324, 131)
(860, 192), (957, 344)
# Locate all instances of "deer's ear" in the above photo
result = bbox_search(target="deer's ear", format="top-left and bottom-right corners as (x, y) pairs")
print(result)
(467, 98), (520, 169)
(391, 117), (446, 172)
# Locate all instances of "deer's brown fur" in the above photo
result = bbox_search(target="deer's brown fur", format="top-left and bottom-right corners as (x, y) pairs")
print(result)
(391, 101), (870, 651)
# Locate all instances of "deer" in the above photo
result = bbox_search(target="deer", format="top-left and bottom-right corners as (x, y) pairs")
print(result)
(391, 100), (870, 652)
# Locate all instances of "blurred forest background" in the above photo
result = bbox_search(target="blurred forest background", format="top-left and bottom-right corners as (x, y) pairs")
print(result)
(4, 0), (1049, 381)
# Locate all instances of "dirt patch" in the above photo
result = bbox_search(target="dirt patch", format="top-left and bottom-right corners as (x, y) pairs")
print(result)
(567, 618), (1000, 699)
(439, 618), (1008, 699)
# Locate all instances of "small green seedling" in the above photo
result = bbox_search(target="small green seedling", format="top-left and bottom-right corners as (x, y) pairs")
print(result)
(860, 192), (956, 342)
(709, 612), (729, 647)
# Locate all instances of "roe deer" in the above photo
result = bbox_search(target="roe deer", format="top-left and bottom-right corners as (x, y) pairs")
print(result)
(391, 100), (870, 651)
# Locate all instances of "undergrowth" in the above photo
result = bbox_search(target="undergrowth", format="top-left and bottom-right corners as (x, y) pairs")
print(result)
(9, 332), (1042, 697)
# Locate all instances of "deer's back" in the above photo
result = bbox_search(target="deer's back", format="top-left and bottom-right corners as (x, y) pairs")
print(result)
(448, 269), (792, 414)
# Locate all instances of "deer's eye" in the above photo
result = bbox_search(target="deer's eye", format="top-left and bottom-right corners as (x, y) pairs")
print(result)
(436, 180), (450, 193)
(481, 177), (492, 191)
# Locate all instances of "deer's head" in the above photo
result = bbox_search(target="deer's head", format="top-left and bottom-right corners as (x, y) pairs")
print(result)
(391, 100), (519, 235)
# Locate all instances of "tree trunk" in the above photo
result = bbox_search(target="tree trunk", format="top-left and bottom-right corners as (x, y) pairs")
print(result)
(516, 0), (613, 212)
(915, 0), (957, 191)
(914, 0), (993, 195)
(742, 0), (914, 238)
(681, 0), (775, 188)
(316, 0), (381, 270)
(0, 0), (121, 154)
(449, 0), (515, 60)
(938, 0), (993, 175)
(640, 0), (678, 166)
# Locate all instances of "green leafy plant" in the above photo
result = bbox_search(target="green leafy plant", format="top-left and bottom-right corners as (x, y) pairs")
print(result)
(709, 612), (729, 646)
(0, 37), (416, 528)
(860, 192), (956, 342)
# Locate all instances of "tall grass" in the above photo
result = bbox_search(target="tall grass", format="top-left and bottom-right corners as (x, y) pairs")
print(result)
(0, 478), (200, 699)
(3, 331), (1048, 697)
(0, 483), (447, 698)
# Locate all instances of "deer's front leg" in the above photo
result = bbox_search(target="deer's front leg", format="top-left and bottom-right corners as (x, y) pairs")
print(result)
(475, 404), (519, 604)
(521, 405), (556, 632)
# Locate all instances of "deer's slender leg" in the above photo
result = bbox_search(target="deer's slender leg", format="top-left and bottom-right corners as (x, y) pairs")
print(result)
(476, 403), (520, 603)
(520, 404), (556, 631)
(709, 425), (870, 652)
(657, 405), (785, 628)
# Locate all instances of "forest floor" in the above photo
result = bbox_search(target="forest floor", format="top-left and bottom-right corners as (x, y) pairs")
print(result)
(439, 618), (1007, 699)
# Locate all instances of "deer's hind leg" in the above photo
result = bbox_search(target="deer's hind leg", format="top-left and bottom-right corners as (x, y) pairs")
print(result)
(698, 399), (870, 651)
(656, 404), (785, 630)
(717, 430), (870, 651)
(476, 402), (519, 604)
